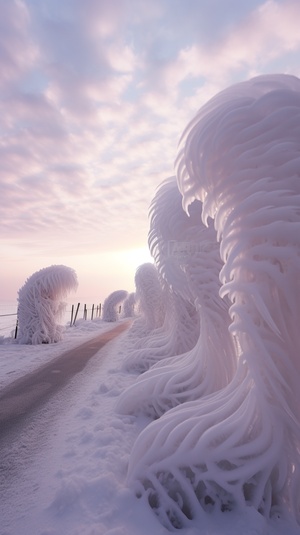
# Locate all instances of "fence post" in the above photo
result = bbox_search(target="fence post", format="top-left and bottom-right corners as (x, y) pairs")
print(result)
(84, 304), (87, 320)
(14, 319), (18, 339)
(91, 304), (95, 320)
(70, 304), (74, 326)
(73, 303), (80, 325)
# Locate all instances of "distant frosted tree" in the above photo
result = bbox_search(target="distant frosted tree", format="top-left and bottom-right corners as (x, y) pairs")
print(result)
(126, 74), (300, 528)
(102, 290), (128, 322)
(133, 263), (165, 332)
(122, 292), (136, 318)
(17, 265), (78, 345)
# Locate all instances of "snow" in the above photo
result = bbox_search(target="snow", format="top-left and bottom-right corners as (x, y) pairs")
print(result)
(102, 290), (128, 322)
(0, 318), (114, 390)
(0, 317), (299, 535)
(16, 265), (78, 345)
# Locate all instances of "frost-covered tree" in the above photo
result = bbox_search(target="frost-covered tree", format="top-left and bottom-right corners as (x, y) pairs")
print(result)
(118, 177), (235, 415)
(102, 290), (128, 322)
(17, 265), (78, 345)
(121, 263), (167, 365)
(126, 74), (300, 528)
(122, 292), (136, 318)
(130, 263), (166, 335)
(123, 178), (200, 372)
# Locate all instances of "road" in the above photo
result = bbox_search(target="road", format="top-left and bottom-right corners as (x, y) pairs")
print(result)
(0, 320), (131, 433)
(0, 320), (131, 530)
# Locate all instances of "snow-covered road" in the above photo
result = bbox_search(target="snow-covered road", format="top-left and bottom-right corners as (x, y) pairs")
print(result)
(1, 319), (299, 534)
(0, 321), (131, 429)
(0, 327), (144, 535)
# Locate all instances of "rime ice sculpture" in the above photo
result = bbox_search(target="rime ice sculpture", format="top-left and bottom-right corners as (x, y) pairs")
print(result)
(102, 290), (128, 322)
(118, 177), (235, 415)
(122, 292), (136, 318)
(126, 74), (300, 528)
(128, 263), (166, 338)
(17, 265), (78, 345)
(123, 178), (200, 372)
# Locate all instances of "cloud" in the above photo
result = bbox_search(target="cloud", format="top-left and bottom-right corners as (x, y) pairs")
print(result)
(175, 0), (300, 82)
(2, 0), (300, 269)
(0, 0), (38, 90)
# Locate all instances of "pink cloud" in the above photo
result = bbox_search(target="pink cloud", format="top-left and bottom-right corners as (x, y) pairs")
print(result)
(2, 0), (300, 268)
(0, 0), (38, 90)
(176, 0), (300, 82)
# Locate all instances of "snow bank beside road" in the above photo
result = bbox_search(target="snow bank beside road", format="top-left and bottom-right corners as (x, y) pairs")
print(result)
(0, 318), (121, 390)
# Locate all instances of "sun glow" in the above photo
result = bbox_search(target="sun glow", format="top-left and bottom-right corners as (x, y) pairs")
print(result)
(121, 247), (153, 270)
(67, 247), (154, 303)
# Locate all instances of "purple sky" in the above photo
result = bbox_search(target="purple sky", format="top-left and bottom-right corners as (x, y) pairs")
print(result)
(1, 0), (300, 302)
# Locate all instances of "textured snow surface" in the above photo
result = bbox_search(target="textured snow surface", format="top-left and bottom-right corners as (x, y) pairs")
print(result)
(1, 318), (299, 535)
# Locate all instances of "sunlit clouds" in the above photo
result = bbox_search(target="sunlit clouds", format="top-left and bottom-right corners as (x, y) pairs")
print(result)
(1, 0), (300, 299)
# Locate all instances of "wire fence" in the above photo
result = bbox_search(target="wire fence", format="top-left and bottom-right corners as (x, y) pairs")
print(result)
(0, 302), (106, 339)
(0, 303), (18, 338)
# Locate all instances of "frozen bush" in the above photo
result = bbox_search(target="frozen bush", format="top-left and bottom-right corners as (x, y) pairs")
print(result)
(122, 292), (136, 318)
(17, 265), (78, 345)
(102, 290), (128, 322)
(134, 263), (165, 332)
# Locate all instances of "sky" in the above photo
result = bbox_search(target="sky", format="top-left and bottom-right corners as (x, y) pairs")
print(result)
(1, 0), (300, 302)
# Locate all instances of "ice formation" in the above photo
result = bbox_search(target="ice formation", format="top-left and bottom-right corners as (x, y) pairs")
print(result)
(17, 265), (78, 345)
(127, 263), (166, 338)
(123, 178), (200, 373)
(126, 74), (300, 528)
(102, 290), (128, 322)
(122, 292), (136, 318)
(118, 177), (235, 415)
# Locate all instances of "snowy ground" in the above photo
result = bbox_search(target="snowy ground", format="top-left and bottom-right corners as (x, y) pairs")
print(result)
(0, 318), (300, 535)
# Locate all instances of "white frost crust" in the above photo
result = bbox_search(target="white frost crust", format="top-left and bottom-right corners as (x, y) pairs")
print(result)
(127, 74), (300, 527)
(102, 290), (128, 322)
(17, 264), (78, 345)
